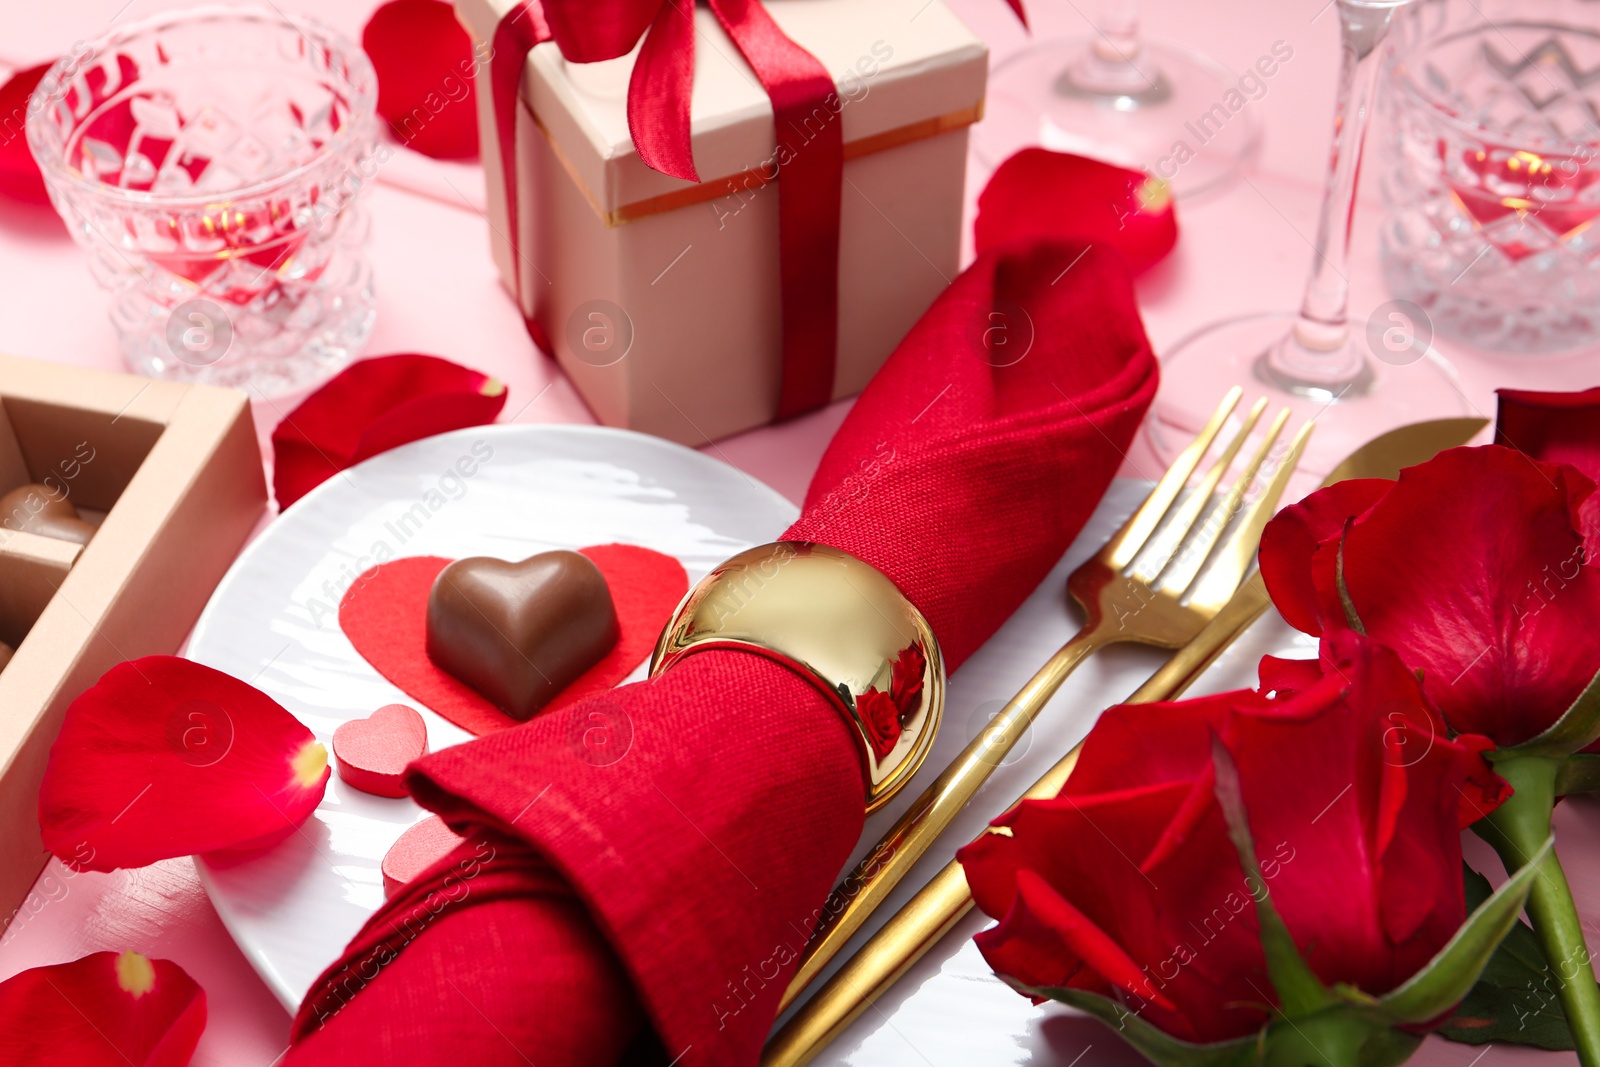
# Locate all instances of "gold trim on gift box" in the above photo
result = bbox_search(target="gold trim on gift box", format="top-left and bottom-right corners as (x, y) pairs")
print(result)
(527, 100), (985, 229)
(650, 542), (944, 813)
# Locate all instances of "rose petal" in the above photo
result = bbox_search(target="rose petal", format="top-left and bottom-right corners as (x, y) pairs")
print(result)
(1064, 691), (1243, 796)
(363, 0), (481, 159)
(1496, 385), (1600, 484)
(1224, 631), (1504, 993)
(39, 656), (329, 871)
(0, 951), (205, 1066)
(1258, 477), (1392, 635)
(1318, 447), (1600, 744)
(961, 781), (1189, 933)
(961, 779), (1267, 1043)
(271, 354), (507, 509)
(974, 149), (1178, 273)
(975, 868), (1174, 1010)
(0, 63), (53, 205)
(1256, 654), (1326, 696)
(1448, 733), (1511, 827)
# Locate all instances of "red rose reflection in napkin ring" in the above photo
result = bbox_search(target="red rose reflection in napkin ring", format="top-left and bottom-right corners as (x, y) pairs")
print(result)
(650, 541), (944, 811)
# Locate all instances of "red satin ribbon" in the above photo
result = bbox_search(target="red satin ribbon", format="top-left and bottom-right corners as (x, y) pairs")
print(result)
(488, 0), (844, 419)
(489, 2), (553, 352)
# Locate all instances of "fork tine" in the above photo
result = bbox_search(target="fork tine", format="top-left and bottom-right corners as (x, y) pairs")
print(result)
(1158, 407), (1291, 595)
(1105, 386), (1242, 570)
(1187, 418), (1314, 611)
(1128, 397), (1268, 584)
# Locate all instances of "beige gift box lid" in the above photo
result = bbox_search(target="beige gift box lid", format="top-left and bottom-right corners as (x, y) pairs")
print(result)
(455, 0), (988, 221)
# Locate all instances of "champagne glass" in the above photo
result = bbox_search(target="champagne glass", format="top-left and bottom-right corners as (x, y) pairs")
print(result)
(1146, 0), (1467, 475)
(974, 0), (1262, 198)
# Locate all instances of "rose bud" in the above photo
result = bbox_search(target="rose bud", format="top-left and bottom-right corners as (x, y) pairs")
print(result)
(1258, 438), (1600, 1062)
(1259, 444), (1600, 751)
(957, 632), (1535, 1067)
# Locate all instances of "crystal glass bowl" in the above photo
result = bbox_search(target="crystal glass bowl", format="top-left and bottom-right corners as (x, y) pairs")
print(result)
(26, 6), (379, 394)
(1380, 0), (1600, 353)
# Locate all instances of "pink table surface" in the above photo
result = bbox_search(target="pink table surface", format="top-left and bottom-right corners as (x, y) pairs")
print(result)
(1, 0), (1596, 1064)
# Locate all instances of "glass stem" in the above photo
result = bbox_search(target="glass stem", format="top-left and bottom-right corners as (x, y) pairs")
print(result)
(1269, 0), (1406, 385)
(1092, 0), (1142, 64)
(1062, 0), (1169, 103)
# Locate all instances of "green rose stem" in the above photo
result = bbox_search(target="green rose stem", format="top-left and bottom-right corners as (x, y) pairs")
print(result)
(1479, 754), (1600, 1067)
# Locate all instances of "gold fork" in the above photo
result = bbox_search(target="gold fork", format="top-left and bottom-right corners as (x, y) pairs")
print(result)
(778, 386), (1311, 1007)
(762, 417), (1495, 1067)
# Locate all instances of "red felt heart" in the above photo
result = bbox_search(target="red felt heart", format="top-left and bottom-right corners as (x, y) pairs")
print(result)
(382, 815), (464, 896)
(339, 543), (688, 736)
(333, 703), (429, 798)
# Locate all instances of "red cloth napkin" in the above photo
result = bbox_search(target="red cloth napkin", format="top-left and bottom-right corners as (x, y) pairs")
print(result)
(284, 240), (1157, 1067)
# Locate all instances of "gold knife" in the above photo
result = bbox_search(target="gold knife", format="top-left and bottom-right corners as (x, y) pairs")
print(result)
(761, 416), (1488, 1067)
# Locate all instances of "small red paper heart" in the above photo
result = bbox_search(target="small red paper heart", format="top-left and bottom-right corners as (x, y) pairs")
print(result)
(381, 815), (464, 896)
(332, 703), (428, 798)
(339, 543), (688, 736)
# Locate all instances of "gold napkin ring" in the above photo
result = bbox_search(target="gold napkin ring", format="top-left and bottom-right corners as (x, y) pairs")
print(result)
(650, 542), (944, 813)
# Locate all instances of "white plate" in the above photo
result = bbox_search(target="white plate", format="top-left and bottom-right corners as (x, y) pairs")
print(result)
(187, 424), (799, 1010)
(192, 442), (1314, 1063)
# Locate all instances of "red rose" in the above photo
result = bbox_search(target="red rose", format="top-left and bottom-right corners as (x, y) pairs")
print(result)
(1497, 386), (1600, 484)
(958, 632), (1504, 1044)
(855, 642), (927, 759)
(1259, 445), (1600, 747)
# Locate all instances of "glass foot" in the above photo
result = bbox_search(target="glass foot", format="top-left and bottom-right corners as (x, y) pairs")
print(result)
(973, 38), (1263, 200)
(1147, 312), (1474, 479)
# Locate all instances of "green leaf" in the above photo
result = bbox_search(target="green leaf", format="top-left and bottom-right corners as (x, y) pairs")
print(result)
(1021, 982), (1423, 1067)
(1558, 754), (1600, 796)
(1015, 983), (1262, 1067)
(1511, 663), (1600, 758)
(1437, 862), (1580, 1050)
(1209, 733), (1333, 1017)
(1379, 837), (1553, 1024)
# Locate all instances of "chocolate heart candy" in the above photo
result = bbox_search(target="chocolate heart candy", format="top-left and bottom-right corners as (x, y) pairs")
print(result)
(0, 483), (95, 545)
(0, 640), (12, 672)
(425, 550), (620, 721)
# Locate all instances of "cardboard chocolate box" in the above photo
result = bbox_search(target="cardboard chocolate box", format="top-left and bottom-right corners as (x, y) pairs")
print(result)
(0, 354), (265, 927)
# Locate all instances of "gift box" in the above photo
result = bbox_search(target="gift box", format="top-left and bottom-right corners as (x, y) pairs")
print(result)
(0, 355), (264, 929)
(455, 0), (987, 445)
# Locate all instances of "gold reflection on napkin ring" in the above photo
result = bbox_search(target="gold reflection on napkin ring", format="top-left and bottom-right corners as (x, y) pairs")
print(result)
(650, 542), (944, 813)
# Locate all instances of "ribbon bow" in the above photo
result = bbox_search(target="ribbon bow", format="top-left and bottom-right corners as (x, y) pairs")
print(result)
(535, 0), (1027, 181)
